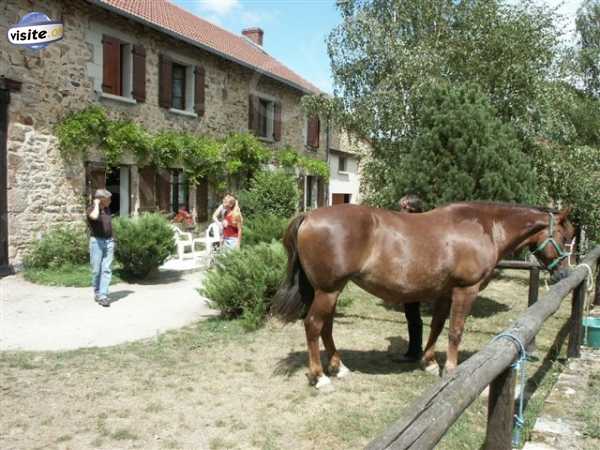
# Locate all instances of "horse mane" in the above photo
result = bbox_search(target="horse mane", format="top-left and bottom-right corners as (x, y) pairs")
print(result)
(446, 201), (560, 214)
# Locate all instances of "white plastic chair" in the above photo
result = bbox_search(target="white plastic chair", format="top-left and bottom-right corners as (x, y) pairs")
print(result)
(193, 222), (223, 265)
(170, 224), (195, 260)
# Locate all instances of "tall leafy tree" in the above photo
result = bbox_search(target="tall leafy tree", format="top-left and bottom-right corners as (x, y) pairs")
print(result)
(378, 83), (537, 207)
(323, 0), (559, 205)
(328, 0), (558, 139)
(576, 0), (600, 97)
(531, 0), (600, 241)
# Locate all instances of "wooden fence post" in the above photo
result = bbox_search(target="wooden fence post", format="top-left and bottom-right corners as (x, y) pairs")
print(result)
(526, 267), (540, 353)
(484, 366), (516, 450)
(567, 280), (586, 358)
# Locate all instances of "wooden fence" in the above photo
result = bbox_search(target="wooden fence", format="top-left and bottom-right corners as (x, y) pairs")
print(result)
(366, 245), (600, 450)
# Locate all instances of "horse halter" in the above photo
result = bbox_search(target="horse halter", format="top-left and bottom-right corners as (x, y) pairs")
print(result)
(531, 213), (571, 271)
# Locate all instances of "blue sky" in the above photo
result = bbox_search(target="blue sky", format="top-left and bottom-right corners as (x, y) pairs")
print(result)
(171, 0), (582, 94)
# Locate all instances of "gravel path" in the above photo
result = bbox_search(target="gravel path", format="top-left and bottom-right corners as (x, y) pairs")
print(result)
(0, 271), (217, 351)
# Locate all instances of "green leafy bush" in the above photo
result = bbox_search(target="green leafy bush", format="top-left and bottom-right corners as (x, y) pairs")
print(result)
(381, 83), (537, 208)
(243, 215), (288, 246)
(238, 170), (299, 219)
(113, 213), (175, 279)
(200, 241), (286, 330)
(23, 224), (89, 269)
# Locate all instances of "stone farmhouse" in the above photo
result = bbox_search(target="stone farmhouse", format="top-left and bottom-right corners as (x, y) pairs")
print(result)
(0, 0), (367, 273)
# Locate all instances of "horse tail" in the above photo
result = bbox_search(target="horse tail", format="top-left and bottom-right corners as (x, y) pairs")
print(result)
(271, 213), (315, 322)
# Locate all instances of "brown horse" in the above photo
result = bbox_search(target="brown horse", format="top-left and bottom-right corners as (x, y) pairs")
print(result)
(272, 202), (574, 389)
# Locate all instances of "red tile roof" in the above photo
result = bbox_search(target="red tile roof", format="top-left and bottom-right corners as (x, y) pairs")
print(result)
(88, 0), (321, 94)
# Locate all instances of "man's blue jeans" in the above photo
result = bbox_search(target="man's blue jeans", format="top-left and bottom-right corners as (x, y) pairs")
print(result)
(90, 237), (114, 299)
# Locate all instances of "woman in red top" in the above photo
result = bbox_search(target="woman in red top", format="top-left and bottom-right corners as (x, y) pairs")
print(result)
(215, 194), (243, 250)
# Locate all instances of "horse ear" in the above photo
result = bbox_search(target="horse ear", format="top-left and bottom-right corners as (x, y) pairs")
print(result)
(558, 207), (573, 223)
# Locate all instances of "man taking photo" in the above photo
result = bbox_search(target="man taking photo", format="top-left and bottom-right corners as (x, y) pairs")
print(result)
(87, 189), (114, 308)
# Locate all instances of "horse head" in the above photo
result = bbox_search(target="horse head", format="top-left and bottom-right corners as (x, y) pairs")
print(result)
(528, 207), (575, 281)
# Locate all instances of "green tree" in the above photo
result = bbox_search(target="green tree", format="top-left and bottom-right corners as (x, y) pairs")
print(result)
(318, 0), (559, 205)
(533, 143), (600, 242)
(388, 83), (537, 208)
(237, 170), (299, 219)
(530, 1), (600, 241)
(327, 0), (558, 139)
(576, 0), (600, 97)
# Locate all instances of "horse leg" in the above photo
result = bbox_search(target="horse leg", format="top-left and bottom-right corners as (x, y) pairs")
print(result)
(421, 298), (451, 375)
(304, 289), (339, 389)
(321, 298), (350, 379)
(445, 285), (479, 375)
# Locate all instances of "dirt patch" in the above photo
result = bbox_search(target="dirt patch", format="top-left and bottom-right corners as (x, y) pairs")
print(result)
(0, 271), (572, 449)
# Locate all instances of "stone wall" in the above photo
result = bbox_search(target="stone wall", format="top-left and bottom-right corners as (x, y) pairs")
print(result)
(6, 123), (86, 264)
(1, 0), (326, 265)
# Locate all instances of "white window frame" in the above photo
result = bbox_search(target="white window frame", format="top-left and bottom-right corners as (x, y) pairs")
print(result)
(303, 115), (308, 146)
(120, 43), (133, 100)
(164, 51), (197, 117)
(86, 22), (137, 103)
(338, 156), (348, 173)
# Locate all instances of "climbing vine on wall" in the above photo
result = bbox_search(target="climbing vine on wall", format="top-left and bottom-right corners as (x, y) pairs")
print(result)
(277, 147), (330, 179)
(55, 106), (330, 185)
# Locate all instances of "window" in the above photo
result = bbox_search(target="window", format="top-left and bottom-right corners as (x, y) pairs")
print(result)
(258, 98), (270, 138)
(172, 63), (186, 110)
(338, 156), (347, 172)
(249, 94), (282, 141)
(305, 115), (320, 149)
(102, 35), (145, 101)
(159, 55), (205, 116)
(170, 170), (189, 213)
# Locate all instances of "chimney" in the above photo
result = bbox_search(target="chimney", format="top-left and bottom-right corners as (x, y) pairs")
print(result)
(242, 27), (263, 46)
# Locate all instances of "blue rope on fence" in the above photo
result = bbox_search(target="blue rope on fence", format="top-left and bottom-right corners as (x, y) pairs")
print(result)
(492, 332), (528, 448)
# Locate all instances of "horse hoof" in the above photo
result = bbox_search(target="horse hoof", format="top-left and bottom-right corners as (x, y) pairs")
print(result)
(443, 366), (456, 378)
(336, 363), (351, 379)
(423, 362), (440, 376)
(315, 375), (334, 392)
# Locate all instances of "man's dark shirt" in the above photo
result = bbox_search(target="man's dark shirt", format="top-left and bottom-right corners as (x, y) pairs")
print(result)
(87, 206), (113, 238)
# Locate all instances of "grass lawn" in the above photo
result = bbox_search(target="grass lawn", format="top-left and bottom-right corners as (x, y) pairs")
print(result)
(22, 264), (124, 287)
(0, 270), (575, 450)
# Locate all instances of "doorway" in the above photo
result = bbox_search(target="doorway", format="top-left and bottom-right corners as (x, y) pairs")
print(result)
(105, 166), (131, 216)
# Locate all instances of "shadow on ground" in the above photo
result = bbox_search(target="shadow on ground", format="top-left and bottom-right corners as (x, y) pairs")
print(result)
(379, 295), (510, 319)
(108, 289), (135, 304)
(274, 336), (477, 378)
(123, 270), (186, 285)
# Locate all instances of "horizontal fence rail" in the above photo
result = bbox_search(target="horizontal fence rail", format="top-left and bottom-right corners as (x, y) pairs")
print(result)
(366, 245), (600, 450)
(496, 260), (542, 270)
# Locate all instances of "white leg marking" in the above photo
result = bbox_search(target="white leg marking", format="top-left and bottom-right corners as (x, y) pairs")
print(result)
(315, 375), (333, 391)
(336, 362), (351, 379)
(423, 362), (441, 376)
